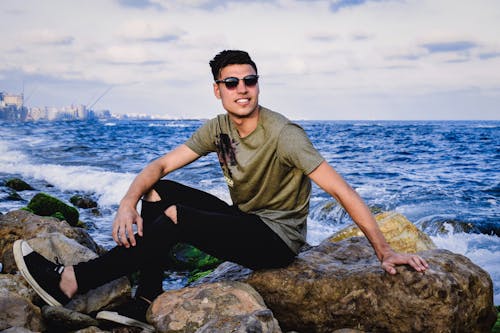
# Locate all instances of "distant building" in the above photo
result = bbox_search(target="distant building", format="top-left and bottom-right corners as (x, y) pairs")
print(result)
(0, 92), (28, 121)
(1, 91), (112, 121)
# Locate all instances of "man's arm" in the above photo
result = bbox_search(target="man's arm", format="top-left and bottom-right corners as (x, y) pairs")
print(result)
(113, 144), (200, 247)
(308, 161), (428, 274)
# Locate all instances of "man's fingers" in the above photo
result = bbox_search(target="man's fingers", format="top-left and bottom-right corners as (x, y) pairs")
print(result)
(136, 216), (144, 237)
(126, 223), (136, 247)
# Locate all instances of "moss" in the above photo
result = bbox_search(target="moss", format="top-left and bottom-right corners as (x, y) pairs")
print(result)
(493, 306), (500, 333)
(188, 269), (215, 284)
(27, 193), (79, 226)
(51, 212), (66, 221)
(170, 243), (222, 271)
(5, 178), (34, 191)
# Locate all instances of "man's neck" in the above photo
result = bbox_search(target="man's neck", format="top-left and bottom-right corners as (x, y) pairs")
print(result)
(229, 106), (260, 138)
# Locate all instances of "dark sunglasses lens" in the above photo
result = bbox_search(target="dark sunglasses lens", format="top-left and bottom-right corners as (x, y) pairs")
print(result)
(243, 75), (258, 86)
(224, 78), (239, 89)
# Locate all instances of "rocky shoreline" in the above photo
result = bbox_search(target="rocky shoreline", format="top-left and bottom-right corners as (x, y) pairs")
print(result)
(0, 179), (498, 332)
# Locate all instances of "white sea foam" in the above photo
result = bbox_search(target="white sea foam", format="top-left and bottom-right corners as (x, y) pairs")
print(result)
(0, 139), (134, 206)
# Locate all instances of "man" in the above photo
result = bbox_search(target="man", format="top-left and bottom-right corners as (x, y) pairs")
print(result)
(13, 50), (428, 331)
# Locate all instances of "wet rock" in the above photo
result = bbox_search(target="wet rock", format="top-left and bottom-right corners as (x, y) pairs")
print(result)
(27, 192), (79, 226)
(0, 210), (104, 273)
(330, 211), (436, 252)
(148, 281), (281, 333)
(5, 178), (34, 191)
(71, 194), (98, 209)
(6, 191), (24, 201)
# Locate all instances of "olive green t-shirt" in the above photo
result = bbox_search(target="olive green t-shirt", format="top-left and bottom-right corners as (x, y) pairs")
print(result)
(185, 107), (324, 253)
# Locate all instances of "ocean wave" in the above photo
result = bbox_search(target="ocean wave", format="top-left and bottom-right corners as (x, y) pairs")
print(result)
(0, 141), (134, 207)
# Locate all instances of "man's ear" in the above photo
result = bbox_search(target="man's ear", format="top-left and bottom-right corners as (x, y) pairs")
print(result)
(213, 83), (221, 99)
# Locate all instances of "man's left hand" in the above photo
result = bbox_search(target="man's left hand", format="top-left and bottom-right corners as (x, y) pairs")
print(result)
(381, 250), (429, 275)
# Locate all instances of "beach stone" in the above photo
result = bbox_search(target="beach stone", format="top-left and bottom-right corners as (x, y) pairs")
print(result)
(148, 281), (281, 333)
(6, 191), (24, 201)
(70, 194), (98, 209)
(0, 290), (45, 332)
(329, 211), (436, 253)
(0, 210), (104, 273)
(27, 192), (80, 226)
(246, 237), (496, 333)
(195, 309), (281, 333)
(41, 305), (99, 331)
(0, 274), (39, 304)
(5, 178), (34, 191)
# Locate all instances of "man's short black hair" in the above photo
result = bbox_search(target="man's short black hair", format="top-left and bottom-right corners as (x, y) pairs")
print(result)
(209, 50), (258, 80)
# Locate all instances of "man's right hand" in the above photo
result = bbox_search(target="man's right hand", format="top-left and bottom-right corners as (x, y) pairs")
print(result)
(112, 204), (143, 248)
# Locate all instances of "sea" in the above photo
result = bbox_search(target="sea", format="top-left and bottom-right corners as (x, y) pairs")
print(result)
(0, 119), (499, 304)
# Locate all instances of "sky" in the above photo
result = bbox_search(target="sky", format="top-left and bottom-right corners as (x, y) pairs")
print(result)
(1, 0), (499, 120)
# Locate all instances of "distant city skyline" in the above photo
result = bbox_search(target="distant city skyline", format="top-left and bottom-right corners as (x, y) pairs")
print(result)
(1, 0), (499, 120)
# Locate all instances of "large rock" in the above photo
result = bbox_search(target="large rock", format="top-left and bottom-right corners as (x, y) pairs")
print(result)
(27, 192), (79, 226)
(0, 210), (104, 273)
(5, 178), (35, 191)
(330, 211), (436, 253)
(148, 281), (282, 333)
(0, 290), (45, 332)
(247, 237), (496, 333)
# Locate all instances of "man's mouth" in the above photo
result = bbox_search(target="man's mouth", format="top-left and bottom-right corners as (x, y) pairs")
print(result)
(236, 98), (250, 105)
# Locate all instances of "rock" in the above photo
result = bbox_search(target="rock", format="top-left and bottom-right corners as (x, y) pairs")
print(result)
(5, 178), (34, 191)
(27, 192), (79, 226)
(1, 326), (38, 333)
(0, 210), (104, 273)
(245, 237), (496, 333)
(196, 309), (281, 333)
(148, 281), (282, 333)
(330, 211), (436, 253)
(0, 274), (40, 304)
(67, 277), (131, 315)
(0, 290), (45, 332)
(70, 194), (98, 209)
(6, 191), (24, 201)
(41, 305), (99, 331)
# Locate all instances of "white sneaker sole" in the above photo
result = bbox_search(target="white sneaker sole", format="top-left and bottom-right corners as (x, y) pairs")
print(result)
(96, 310), (154, 332)
(13, 239), (63, 307)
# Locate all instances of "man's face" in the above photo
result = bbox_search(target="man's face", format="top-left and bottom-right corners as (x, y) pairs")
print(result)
(213, 64), (260, 120)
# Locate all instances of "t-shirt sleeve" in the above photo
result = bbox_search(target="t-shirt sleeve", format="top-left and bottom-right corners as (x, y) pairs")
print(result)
(184, 119), (217, 156)
(277, 123), (325, 175)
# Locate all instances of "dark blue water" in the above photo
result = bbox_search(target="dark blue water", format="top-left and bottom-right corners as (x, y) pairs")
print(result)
(1, 119), (498, 302)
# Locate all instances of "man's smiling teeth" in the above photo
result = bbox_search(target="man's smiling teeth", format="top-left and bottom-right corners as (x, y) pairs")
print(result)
(236, 98), (249, 104)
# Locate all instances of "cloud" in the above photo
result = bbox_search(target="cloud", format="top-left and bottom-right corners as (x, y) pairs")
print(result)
(420, 41), (478, 54)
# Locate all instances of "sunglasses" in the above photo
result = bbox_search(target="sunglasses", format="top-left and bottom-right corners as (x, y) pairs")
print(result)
(215, 75), (259, 89)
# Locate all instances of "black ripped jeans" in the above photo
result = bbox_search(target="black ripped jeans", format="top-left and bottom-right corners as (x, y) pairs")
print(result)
(73, 180), (296, 300)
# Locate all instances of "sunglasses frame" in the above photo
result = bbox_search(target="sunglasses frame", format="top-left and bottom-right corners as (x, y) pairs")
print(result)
(215, 75), (259, 89)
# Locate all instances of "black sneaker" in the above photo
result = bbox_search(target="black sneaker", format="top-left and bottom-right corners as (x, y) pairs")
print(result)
(13, 239), (70, 306)
(96, 297), (154, 332)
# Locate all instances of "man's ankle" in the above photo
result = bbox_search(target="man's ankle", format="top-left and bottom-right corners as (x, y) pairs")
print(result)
(60, 266), (78, 298)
